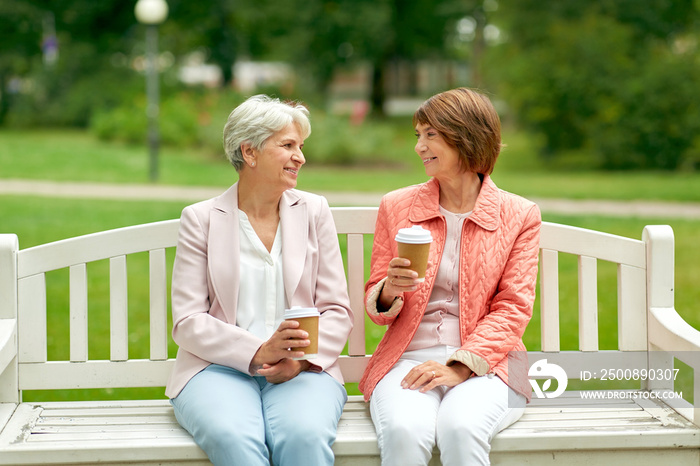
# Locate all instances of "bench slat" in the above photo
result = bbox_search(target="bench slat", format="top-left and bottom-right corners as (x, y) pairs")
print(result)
(18, 274), (46, 363)
(512, 416), (664, 429)
(338, 355), (370, 384)
(70, 264), (88, 362)
(27, 399), (172, 409)
(540, 249), (560, 351)
(109, 256), (128, 361)
(540, 222), (645, 268)
(618, 263), (647, 350)
(0, 439), (210, 465)
(346, 233), (366, 358)
(41, 407), (172, 417)
(18, 360), (174, 391)
(149, 249), (168, 361)
(27, 431), (191, 443)
(17, 220), (180, 278)
(27, 430), (192, 443)
(578, 256), (599, 351)
(331, 207), (378, 234)
(492, 450), (700, 466)
(36, 415), (175, 427)
(524, 407), (644, 417)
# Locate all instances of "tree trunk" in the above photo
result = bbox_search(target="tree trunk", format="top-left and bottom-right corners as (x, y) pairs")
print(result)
(472, 6), (486, 88)
(370, 58), (386, 117)
(0, 73), (8, 126)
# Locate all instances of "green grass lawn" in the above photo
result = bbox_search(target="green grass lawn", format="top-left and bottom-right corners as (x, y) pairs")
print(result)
(1, 128), (699, 401)
(2, 128), (700, 202)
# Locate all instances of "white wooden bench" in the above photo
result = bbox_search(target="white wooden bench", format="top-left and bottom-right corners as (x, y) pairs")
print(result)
(1, 207), (699, 465)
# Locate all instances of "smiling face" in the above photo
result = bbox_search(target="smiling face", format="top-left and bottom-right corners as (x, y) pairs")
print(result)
(414, 123), (462, 180)
(249, 123), (306, 193)
(412, 88), (502, 176)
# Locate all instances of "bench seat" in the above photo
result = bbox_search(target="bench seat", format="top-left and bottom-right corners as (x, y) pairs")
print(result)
(1, 391), (698, 465)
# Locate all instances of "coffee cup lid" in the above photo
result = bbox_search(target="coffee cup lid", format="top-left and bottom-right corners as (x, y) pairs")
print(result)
(284, 306), (320, 319)
(395, 225), (433, 244)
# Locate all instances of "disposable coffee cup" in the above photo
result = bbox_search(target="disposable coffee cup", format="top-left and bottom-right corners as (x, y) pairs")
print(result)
(283, 306), (320, 360)
(395, 225), (433, 282)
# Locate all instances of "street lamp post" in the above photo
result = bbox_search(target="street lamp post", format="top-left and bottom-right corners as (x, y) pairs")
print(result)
(135, 0), (168, 183)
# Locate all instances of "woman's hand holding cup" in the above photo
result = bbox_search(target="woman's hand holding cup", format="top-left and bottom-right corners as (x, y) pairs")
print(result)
(379, 225), (433, 310)
(250, 320), (309, 372)
(379, 257), (420, 309)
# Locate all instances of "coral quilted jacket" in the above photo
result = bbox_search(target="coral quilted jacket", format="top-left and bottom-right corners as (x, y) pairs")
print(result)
(359, 176), (541, 401)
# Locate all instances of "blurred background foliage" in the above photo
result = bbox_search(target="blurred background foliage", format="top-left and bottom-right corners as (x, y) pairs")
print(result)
(490, 0), (700, 171)
(1, 0), (700, 170)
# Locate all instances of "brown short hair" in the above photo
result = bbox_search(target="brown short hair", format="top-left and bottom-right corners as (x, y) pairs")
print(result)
(412, 87), (502, 175)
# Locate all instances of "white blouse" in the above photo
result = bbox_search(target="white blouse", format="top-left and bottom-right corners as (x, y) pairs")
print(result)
(236, 210), (287, 340)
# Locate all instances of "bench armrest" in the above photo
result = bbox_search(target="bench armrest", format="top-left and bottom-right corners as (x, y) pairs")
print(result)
(648, 306), (700, 426)
(649, 307), (700, 354)
(0, 319), (17, 376)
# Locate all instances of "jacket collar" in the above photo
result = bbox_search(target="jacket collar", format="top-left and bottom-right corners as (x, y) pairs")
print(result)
(279, 189), (306, 305)
(211, 182), (304, 214)
(409, 175), (501, 231)
(209, 184), (240, 323)
(212, 183), (238, 213)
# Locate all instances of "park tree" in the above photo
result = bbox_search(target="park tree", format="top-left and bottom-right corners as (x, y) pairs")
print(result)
(0, 1), (43, 125)
(226, 0), (480, 115)
(2, 0), (503, 127)
(161, 1), (238, 86)
(0, 0), (145, 127)
(489, 0), (700, 170)
(367, 0), (479, 114)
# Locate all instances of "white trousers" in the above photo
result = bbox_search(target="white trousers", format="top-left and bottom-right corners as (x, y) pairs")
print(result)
(370, 346), (526, 466)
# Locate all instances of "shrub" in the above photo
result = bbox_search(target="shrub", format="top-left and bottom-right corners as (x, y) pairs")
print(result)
(91, 103), (147, 144)
(6, 43), (143, 128)
(91, 92), (207, 147)
(304, 112), (413, 167)
(592, 53), (700, 170)
(491, 7), (700, 171)
(91, 90), (415, 168)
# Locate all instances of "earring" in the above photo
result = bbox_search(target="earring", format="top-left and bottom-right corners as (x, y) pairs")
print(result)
(251, 162), (256, 167)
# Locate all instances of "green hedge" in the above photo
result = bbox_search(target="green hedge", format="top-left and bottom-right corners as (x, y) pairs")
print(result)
(90, 89), (416, 167)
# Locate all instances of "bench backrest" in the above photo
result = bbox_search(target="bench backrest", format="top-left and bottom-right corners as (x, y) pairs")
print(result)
(0, 207), (675, 402)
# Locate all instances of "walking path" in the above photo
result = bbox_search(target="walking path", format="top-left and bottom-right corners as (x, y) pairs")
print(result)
(2, 178), (700, 220)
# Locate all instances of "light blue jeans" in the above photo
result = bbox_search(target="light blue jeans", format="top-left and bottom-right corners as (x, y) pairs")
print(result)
(171, 364), (347, 466)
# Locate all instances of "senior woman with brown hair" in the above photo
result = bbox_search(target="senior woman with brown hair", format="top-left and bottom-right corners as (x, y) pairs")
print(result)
(361, 87), (541, 465)
(165, 95), (353, 466)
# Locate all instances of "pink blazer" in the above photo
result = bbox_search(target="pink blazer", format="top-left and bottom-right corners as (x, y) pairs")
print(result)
(165, 183), (353, 399)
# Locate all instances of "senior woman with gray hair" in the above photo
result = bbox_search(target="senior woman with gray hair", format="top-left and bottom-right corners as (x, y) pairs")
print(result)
(166, 95), (353, 466)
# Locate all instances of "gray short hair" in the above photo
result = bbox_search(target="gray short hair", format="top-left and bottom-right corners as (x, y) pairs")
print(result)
(223, 95), (311, 171)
